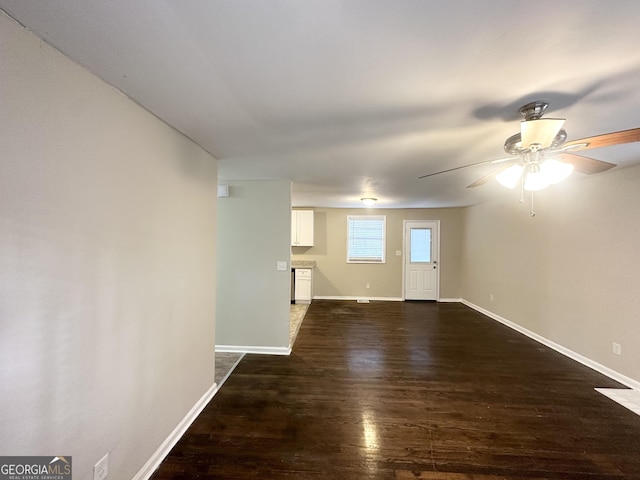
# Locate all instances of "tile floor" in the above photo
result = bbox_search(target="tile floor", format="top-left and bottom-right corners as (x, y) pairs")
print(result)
(214, 303), (309, 385)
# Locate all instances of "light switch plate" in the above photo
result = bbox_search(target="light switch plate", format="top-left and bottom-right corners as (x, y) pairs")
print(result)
(276, 261), (287, 271)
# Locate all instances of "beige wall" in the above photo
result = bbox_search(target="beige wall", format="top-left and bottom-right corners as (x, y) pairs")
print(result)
(293, 207), (463, 299)
(0, 14), (217, 479)
(461, 164), (640, 384)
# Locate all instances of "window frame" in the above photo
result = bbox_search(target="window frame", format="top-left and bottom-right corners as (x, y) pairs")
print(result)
(346, 215), (386, 264)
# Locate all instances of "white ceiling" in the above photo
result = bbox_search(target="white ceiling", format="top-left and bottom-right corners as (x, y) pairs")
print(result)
(3, 0), (640, 208)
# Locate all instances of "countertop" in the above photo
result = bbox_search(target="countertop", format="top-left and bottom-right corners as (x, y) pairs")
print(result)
(291, 260), (316, 269)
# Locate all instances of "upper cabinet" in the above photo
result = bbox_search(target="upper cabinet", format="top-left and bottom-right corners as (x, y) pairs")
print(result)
(291, 210), (314, 246)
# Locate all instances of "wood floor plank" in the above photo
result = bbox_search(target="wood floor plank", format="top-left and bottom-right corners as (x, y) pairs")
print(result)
(151, 301), (640, 479)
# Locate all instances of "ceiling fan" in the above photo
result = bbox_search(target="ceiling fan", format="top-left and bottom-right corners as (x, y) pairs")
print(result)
(419, 101), (640, 215)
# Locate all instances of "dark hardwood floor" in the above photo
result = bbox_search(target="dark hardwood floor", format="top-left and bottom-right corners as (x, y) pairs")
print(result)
(151, 301), (640, 479)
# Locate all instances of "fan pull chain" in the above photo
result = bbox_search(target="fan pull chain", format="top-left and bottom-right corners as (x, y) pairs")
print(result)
(530, 192), (536, 217)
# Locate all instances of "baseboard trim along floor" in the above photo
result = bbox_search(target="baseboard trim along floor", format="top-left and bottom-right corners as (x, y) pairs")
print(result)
(313, 295), (404, 302)
(132, 381), (218, 480)
(214, 345), (291, 355)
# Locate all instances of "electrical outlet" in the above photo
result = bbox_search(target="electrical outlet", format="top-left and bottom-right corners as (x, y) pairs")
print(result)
(489, 293), (494, 301)
(276, 261), (287, 271)
(612, 342), (622, 356)
(365, 283), (370, 289)
(94, 453), (108, 480)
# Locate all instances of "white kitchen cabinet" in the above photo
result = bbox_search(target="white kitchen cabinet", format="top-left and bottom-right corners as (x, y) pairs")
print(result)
(294, 268), (313, 304)
(291, 210), (314, 246)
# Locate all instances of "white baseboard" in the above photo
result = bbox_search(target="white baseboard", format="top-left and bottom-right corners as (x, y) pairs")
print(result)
(461, 299), (640, 391)
(215, 345), (291, 356)
(133, 381), (218, 480)
(312, 295), (404, 302)
(312, 296), (460, 303)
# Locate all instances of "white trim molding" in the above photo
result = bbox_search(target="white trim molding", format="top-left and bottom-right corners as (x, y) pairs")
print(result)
(215, 345), (291, 356)
(132, 382), (218, 480)
(313, 296), (459, 303)
(461, 299), (640, 391)
(312, 296), (404, 302)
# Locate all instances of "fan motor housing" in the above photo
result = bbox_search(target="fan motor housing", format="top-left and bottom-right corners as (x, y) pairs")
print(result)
(519, 101), (549, 121)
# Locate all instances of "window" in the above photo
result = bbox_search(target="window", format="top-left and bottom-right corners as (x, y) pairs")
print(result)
(347, 215), (386, 263)
(409, 227), (432, 263)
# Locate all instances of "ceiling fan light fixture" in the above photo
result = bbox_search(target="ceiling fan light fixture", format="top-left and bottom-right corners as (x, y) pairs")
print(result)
(541, 158), (574, 184)
(521, 118), (566, 149)
(523, 164), (550, 191)
(360, 197), (377, 206)
(496, 164), (524, 189)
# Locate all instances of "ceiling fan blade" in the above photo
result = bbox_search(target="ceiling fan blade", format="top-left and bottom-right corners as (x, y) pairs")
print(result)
(562, 127), (640, 152)
(466, 163), (515, 188)
(418, 157), (513, 179)
(554, 152), (616, 175)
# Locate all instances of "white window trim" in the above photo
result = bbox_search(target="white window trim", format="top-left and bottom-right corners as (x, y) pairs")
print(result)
(346, 215), (386, 264)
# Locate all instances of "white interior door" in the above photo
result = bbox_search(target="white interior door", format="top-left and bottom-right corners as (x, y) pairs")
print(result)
(404, 220), (439, 300)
